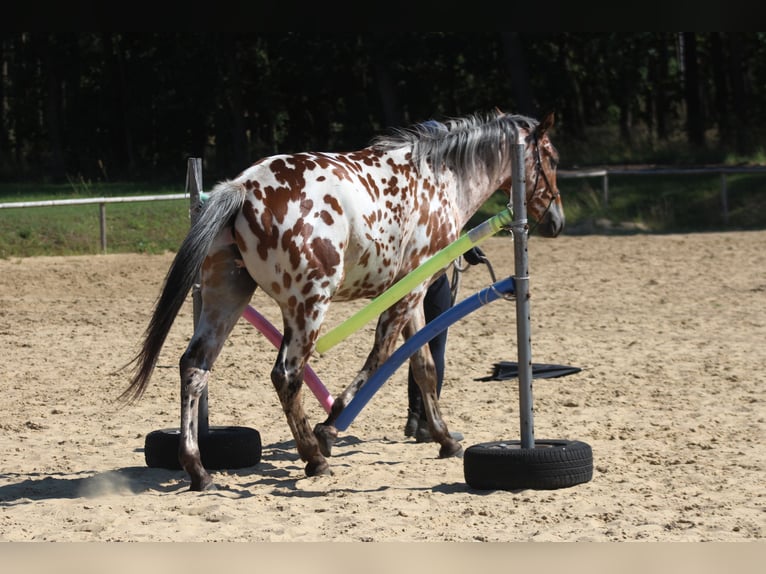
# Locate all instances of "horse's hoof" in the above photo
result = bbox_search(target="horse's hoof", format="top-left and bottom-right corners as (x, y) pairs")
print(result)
(313, 423), (338, 457)
(439, 440), (463, 459)
(189, 475), (216, 491)
(305, 460), (332, 477)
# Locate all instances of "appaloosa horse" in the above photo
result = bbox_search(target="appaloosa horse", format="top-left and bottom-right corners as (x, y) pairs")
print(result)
(123, 110), (564, 490)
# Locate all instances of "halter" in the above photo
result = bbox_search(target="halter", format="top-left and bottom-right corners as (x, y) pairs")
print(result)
(526, 133), (560, 236)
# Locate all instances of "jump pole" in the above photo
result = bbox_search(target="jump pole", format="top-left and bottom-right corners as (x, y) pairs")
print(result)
(315, 207), (513, 354)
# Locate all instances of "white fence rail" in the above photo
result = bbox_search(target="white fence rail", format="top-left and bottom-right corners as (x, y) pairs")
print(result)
(0, 193), (190, 253)
(1, 166), (765, 253)
(558, 166), (766, 224)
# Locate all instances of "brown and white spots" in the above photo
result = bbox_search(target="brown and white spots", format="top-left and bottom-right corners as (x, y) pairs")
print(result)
(363, 211), (378, 228)
(306, 237), (341, 279)
(201, 249), (234, 289)
(234, 228), (248, 253)
(294, 302), (307, 332)
(382, 176), (400, 197)
(323, 194), (343, 216)
(300, 197), (314, 215)
(386, 156), (410, 176)
(269, 157), (306, 192)
(318, 210), (334, 226)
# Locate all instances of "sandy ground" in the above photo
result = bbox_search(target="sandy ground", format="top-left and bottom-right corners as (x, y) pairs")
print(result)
(0, 231), (764, 544)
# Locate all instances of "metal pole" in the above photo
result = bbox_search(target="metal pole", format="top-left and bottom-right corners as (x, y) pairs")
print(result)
(511, 143), (535, 448)
(185, 157), (209, 435)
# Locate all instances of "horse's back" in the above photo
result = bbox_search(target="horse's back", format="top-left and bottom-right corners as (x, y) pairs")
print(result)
(229, 148), (426, 305)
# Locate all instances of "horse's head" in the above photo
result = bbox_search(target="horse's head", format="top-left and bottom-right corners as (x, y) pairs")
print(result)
(524, 112), (564, 237)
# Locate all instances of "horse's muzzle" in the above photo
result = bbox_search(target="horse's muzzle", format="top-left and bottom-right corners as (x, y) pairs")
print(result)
(537, 210), (565, 238)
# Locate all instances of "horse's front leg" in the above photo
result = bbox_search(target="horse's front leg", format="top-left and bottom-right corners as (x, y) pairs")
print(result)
(402, 313), (462, 459)
(314, 295), (420, 457)
(313, 365), (373, 457)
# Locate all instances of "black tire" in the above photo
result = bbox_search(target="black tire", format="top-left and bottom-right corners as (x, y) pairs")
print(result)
(144, 426), (262, 470)
(464, 439), (593, 491)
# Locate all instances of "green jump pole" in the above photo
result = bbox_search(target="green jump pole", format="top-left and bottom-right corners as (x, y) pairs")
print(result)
(314, 207), (513, 355)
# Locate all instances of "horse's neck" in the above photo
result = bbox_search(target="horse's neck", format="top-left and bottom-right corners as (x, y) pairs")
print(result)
(380, 143), (511, 230)
(448, 159), (511, 229)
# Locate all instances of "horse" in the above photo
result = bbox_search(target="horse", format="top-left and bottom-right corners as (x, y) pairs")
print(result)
(122, 110), (564, 491)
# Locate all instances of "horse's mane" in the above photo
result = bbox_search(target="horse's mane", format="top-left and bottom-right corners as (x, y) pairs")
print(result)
(371, 112), (539, 184)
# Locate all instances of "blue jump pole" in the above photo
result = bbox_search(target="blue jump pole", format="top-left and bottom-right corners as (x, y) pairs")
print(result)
(334, 276), (515, 431)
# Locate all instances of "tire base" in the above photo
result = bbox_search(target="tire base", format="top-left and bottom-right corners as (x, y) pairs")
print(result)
(144, 426), (262, 470)
(464, 439), (593, 491)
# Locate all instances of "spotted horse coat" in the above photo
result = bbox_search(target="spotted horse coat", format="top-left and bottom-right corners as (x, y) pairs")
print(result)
(123, 110), (564, 491)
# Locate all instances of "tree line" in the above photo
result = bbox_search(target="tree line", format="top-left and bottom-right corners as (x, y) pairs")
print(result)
(1, 32), (764, 185)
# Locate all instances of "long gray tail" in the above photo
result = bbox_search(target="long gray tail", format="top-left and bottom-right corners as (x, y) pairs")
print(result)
(120, 181), (247, 404)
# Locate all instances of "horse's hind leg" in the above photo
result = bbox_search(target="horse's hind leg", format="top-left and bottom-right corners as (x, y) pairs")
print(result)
(271, 305), (334, 477)
(179, 246), (256, 491)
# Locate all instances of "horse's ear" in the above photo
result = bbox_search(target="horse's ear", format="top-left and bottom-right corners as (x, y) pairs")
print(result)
(536, 111), (555, 136)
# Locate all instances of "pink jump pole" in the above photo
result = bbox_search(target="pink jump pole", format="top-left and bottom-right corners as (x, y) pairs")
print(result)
(241, 305), (334, 413)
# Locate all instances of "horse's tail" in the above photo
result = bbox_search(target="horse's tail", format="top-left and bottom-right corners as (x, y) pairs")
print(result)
(119, 181), (247, 404)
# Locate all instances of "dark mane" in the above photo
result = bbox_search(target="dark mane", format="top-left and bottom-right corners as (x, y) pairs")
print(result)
(371, 112), (539, 184)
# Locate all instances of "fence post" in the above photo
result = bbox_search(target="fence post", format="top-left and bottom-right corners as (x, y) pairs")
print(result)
(602, 172), (609, 206)
(99, 202), (107, 253)
(186, 158), (204, 323)
(185, 157), (208, 435)
(720, 172), (729, 225)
